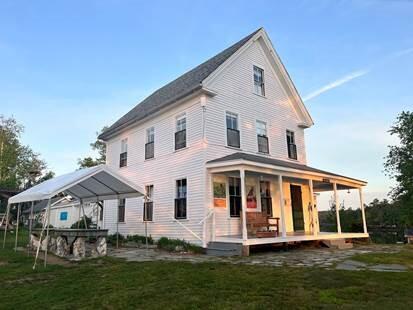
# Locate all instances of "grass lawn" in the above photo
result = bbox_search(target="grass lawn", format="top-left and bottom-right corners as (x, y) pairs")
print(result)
(1, 230), (413, 309)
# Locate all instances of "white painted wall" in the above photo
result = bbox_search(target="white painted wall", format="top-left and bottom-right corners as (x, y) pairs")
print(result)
(103, 35), (312, 246)
(48, 203), (101, 229)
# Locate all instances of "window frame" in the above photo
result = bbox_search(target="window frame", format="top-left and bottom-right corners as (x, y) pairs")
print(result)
(256, 120), (269, 154)
(60, 211), (68, 221)
(174, 178), (187, 219)
(228, 177), (241, 218)
(143, 184), (154, 222)
(119, 138), (128, 168)
(253, 65), (265, 96)
(226, 112), (240, 148)
(286, 130), (298, 160)
(118, 198), (126, 223)
(175, 114), (187, 150)
(145, 127), (155, 160)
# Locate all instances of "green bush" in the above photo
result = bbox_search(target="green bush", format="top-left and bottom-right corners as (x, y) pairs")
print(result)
(33, 222), (53, 229)
(126, 234), (154, 245)
(107, 233), (125, 245)
(157, 237), (203, 254)
(70, 216), (92, 229)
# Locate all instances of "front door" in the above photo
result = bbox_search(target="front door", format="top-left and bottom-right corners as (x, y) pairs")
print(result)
(290, 185), (304, 231)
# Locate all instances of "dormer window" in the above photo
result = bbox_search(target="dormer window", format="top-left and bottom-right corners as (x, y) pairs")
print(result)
(253, 66), (265, 96)
(119, 138), (128, 167)
(286, 130), (297, 160)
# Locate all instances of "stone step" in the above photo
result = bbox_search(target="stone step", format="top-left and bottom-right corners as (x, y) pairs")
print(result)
(321, 239), (353, 249)
(206, 242), (242, 256)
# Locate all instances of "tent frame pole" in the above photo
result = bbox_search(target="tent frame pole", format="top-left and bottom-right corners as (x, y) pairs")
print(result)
(2, 203), (11, 248)
(81, 200), (87, 229)
(28, 201), (34, 255)
(14, 203), (21, 251)
(44, 198), (52, 268)
(33, 199), (50, 270)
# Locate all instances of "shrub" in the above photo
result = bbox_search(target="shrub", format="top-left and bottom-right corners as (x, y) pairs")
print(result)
(157, 237), (203, 254)
(126, 234), (154, 245)
(107, 233), (126, 245)
(70, 216), (92, 229)
(33, 222), (53, 229)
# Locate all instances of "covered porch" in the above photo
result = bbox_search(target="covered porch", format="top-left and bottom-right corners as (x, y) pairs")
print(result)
(205, 153), (368, 249)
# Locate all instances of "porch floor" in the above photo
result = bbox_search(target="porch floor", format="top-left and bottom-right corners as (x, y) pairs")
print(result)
(215, 232), (369, 246)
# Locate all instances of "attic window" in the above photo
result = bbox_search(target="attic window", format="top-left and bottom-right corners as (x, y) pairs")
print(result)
(253, 66), (265, 96)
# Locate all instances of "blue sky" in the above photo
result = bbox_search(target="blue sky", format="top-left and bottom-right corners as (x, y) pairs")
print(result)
(1, 0), (412, 206)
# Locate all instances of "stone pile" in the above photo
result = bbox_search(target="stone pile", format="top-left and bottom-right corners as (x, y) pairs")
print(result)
(29, 234), (107, 259)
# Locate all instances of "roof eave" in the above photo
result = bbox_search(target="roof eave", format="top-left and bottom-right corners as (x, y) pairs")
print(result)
(98, 85), (216, 141)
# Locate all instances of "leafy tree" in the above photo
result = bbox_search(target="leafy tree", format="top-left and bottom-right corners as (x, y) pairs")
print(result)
(78, 127), (108, 168)
(384, 111), (413, 226)
(0, 115), (53, 190)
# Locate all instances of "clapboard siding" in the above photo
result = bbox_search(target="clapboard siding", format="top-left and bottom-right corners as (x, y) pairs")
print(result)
(104, 96), (207, 245)
(204, 37), (307, 164)
(103, 35), (313, 246)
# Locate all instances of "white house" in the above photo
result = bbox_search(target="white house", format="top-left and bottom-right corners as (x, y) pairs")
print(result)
(98, 28), (368, 254)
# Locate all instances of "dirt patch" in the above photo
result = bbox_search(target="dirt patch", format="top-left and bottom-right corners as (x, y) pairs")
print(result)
(0, 261), (8, 266)
(20, 249), (73, 267)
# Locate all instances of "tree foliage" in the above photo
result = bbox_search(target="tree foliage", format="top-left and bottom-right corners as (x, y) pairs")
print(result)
(78, 127), (108, 168)
(0, 115), (53, 190)
(384, 111), (413, 226)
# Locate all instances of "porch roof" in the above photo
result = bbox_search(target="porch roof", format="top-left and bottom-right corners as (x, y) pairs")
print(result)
(206, 152), (367, 186)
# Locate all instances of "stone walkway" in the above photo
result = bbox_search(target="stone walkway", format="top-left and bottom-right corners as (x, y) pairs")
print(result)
(109, 244), (409, 272)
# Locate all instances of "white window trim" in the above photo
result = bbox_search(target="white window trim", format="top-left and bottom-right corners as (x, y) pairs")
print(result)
(173, 176), (188, 221)
(253, 65), (265, 97)
(225, 111), (241, 149)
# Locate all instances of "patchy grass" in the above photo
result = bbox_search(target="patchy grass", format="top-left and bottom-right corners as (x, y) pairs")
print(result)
(157, 237), (204, 253)
(352, 244), (413, 268)
(1, 230), (413, 309)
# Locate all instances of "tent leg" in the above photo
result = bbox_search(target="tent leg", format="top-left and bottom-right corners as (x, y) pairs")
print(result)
(44, 198), (52, 268)
(81, 201), (88, 229)
(28, 201), (34, 255)
(33, 200), (50, 270)
(2, 203), (11, 248)
(14, 203), (21, 251)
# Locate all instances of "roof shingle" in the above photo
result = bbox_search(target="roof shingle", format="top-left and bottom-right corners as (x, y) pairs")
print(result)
(99, 28), (262, 140)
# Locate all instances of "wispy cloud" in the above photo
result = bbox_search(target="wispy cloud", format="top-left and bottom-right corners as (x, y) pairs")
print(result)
(303, 69), (369, 102)
(303, 47), (413, 102)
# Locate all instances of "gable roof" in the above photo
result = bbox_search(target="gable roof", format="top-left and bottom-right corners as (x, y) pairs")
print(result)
(99, 28), (262, 141)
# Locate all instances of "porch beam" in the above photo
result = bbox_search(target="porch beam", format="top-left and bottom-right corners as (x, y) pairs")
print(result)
(309, 179), (317, 236)
(333, 182), (342, 234)
(359, 187), (368, 234)
(240, 168), (248, 242)
(278, 175), (287, 238)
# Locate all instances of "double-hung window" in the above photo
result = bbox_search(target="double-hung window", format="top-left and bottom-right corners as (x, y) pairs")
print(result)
(143, 185), (154, 221)
(145, 127), (155, 159)
(286, 130), (297, 160)
(226, 112), (240, 148)
(119, 138), (128, 167)
(253, 66), (265, 96)
(175, 114), (186, 150)
(118, 198), (126, 223)
(260, 181), (272, 216)
(229, 177), (241, 217)
(175, 179), (187, 219)
(256, 120), (269, 154)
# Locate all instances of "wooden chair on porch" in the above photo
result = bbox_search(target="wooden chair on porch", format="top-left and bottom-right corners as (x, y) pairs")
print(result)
(246, 212), (279, 238)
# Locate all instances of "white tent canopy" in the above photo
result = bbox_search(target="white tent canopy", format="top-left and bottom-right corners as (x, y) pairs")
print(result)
(8, 164), (144, 204)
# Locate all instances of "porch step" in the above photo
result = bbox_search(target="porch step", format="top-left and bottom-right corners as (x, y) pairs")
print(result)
(322, 239), (353, 249)
(206, 242), (243, 256)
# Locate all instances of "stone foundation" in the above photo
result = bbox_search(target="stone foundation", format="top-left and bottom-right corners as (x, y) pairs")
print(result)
(30, 233), (107, 259)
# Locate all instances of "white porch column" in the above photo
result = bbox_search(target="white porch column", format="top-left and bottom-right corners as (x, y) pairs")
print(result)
(278, 175), (287, 238)
(333, 182), (342, 234)
(309, 179), (318, 236)
(359, 187), (368, 234)
(240, 168), (248, 242)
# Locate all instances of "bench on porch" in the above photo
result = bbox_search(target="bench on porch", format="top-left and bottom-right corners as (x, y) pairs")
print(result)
(246, 212), (279, 238)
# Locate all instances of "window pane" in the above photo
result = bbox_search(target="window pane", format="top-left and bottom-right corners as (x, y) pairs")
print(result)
(253, 66), (265, 96)
(176, 116), (186, 132)
(146, 127), (154, 143)
(121, 138), (128, 153)
(256, 120), (267, 136)
(226, 112), (238, 130)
